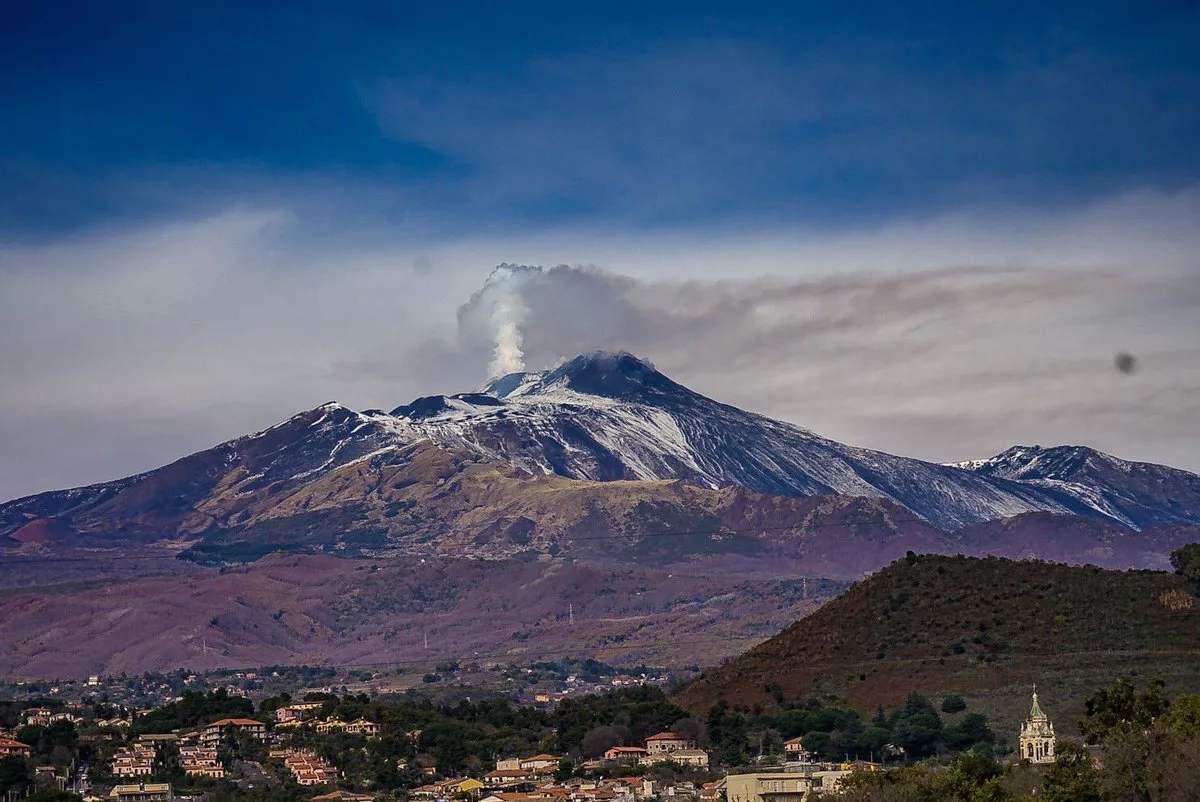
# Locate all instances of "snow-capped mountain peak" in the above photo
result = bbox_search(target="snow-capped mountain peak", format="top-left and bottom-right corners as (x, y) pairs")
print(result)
(481, 351), (696, 406)
(6, 352), (1199, 538)
(953, 444), (1200, 529)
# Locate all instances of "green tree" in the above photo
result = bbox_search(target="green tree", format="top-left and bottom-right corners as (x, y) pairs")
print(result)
(257, 692), (292, 716)
(706, 701), (749, 766)
(827, 754), (1016, 802)
(1080, 677), (1170, 744)
(1039, 740), (1100, 802)
(133, 689), (254, 734)
(802, 731), (831, 761)
(14, 721), (77, 762)
(1169, 543), (1200, 589)
(942, 752), (1011, 802)
(943, 714), (995, 752)
(941, 695), (967, 714)
(1162, 692), (1200, 738)
(0, 756), (29, 796)
(891, 694), (942, 758)
(25, 791), (84, 802)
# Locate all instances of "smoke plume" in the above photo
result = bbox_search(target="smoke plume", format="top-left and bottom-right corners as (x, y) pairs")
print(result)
(471, 264), (540, 377)
(443, 260), (1199, 471)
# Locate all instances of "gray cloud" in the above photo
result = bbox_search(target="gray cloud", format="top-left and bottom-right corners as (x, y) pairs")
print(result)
(440, 264), (1200, 471)
(1, 193), (1199, 502)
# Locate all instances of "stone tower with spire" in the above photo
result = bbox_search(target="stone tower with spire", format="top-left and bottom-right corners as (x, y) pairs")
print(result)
(1019, 687), (1056, 764)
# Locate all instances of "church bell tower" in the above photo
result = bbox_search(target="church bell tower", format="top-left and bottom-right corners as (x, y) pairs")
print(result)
(1019, 686), (1056, 764)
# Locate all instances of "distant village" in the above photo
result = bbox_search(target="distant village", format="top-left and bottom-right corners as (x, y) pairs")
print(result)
(3, 661), (685, 715)
(0, 669), (1069, 802)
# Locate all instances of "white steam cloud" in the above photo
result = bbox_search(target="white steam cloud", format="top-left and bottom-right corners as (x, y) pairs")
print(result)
(473, 264), (541, 377)
(443, 257), (1200, 474)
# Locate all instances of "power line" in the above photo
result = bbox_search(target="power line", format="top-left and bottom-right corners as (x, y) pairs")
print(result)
(0, 513), (930, 565)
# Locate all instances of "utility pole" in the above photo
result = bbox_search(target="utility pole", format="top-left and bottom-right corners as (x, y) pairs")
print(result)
(569, 603), (574, 627)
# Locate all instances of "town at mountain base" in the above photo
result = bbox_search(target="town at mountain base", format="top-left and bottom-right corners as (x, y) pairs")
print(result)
(4, 551), (1200, 802)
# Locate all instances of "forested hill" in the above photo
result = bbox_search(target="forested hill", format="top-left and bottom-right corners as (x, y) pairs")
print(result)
(675, 554), (1200, 735)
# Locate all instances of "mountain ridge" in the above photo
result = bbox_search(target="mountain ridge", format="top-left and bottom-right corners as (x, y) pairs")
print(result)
(4, 352), (1200, 679)
(953, 443), (1200, 529)
(4, 352), (1200, 553)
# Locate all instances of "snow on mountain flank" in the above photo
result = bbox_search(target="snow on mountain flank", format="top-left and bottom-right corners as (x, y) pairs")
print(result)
(5, 352), (1198, 534)
(952, 444), (1200, 530)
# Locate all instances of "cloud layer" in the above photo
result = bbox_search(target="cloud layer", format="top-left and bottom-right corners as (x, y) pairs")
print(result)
(2, 191), (1197, 501)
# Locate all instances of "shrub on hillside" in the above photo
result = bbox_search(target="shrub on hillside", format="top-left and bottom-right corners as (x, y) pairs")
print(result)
(941, 695), (967, 714)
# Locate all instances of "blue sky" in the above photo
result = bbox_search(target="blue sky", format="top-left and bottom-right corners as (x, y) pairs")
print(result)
(2, 1), (1199, 499)
(3, 1), (1198, 239)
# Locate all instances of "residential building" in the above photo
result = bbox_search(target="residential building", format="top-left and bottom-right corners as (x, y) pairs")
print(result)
(109, 782), (173, 802)
(603, 746), (647, 764)
(275, 702), (324, 724)
(112, 745), (156, 777)
(34, 765), (63, 791)
(645, 733), (695, 754)
(725, 773), (813, 802)
(345, 718), (381, 737)
(413, 777), (487, 800)
(178, 745), (224, 779)
(519, 754), (561, 772)
(484, 768), (541, 790)
(481, 794), (542, 802)
(641, 749), (709, 769)
(411, 783), (443, 800)
(311, 792), (375, 802)
(317, 718), (349, 734)
(496, 758), (523, 771)
(22, 708), (79, 727)
(200, 718), (267, 746)
(782, 738), (810, 762)
(22, 708), (54, 726)
(1019, 689), (1056, 764)
(453, 778), (487, 796)
(96, 718), (133, 729)
(280, 748), (337, 786)
(0, 737), (31, 758)
(808, 770), (853, 794)
(699, 780), (725, 802)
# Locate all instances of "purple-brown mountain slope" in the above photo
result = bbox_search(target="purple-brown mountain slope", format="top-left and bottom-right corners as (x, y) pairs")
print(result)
(4, 352), (1199, 564)
(3, 352), (1199, 678)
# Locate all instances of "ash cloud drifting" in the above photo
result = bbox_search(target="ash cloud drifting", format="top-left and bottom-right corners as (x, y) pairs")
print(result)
(4, 193), (1200, 502)
(451, 261), (1200, 470)
(456, 263), (645, 380)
